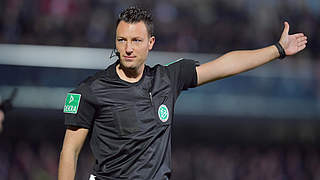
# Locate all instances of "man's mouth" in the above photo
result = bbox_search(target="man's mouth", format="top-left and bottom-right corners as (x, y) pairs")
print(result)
(124, 56), (136, 60)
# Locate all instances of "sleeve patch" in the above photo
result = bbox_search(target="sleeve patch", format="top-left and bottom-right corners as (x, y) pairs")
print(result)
(64, 93), (81, 114)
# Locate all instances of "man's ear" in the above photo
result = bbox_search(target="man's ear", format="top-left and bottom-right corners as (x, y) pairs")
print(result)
(148, 36), (155, 50)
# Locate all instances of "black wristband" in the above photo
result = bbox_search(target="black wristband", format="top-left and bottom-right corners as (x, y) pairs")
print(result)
(275, 42), (286, 59)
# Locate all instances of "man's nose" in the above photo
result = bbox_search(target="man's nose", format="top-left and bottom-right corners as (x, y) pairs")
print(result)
(125, 42), (133, 53)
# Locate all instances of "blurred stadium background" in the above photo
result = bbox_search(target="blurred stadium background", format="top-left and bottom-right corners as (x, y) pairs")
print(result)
(0, 0), (319, 179)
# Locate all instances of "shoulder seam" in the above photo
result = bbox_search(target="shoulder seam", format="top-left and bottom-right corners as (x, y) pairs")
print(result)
(164, 58), (184, 66)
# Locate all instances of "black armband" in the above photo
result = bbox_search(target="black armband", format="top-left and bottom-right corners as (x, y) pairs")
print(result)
(275, 42), (286, 59)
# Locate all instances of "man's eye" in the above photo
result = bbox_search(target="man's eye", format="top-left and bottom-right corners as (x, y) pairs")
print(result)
(133, 39), (142, 42)
(117, 39), (125, 42)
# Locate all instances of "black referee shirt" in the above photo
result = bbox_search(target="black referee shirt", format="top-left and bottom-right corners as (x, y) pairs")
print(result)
(64, 59), (198, 180)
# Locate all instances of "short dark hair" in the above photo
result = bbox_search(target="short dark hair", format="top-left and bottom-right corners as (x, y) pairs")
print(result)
(116, 6), (154, 37)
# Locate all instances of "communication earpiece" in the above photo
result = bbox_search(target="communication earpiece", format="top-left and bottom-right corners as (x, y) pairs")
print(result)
(109, 48), (120, 59)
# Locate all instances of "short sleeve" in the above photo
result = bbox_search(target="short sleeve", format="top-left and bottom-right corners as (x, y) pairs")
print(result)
(63, 84), (97, 129)
(166, 59), (199, 94)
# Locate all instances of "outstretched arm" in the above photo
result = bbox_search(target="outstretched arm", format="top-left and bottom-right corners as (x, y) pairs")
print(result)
(196, 22), (308, 86)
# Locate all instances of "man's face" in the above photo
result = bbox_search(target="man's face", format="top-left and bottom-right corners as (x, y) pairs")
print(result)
(116, 21), (155, 70)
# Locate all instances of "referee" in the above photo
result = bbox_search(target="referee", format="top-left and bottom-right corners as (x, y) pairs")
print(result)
(58, 6), (307, 180)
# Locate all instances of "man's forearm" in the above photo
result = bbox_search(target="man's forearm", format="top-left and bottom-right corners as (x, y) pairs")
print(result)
(221, 45), (280, 77)
(58, 150), (78, 180)
(196, 45), (280, 85)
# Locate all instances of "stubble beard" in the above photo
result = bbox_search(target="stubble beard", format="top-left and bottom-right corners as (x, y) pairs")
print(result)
(119, 59), (145, 78)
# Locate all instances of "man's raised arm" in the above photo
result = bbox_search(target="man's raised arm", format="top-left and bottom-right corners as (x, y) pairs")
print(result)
(196, 22), (308, 86)
(58, 126), (89, 180)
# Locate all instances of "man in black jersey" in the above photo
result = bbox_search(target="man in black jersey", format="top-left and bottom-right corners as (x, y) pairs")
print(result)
(58, 6), (307, 180)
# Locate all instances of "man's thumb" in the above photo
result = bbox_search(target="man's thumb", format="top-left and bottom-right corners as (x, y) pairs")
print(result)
(282, 21), (290, 35)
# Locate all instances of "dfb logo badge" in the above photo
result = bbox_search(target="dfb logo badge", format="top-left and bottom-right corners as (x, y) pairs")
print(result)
(158, 104), (169, 122)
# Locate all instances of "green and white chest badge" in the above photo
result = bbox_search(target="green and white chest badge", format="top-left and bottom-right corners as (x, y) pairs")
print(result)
(158, 104), (169, 122)
(64, 93), (81, 114)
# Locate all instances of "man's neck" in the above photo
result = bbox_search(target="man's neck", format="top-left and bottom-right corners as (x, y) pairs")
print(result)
(116, 64), (145, 83)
